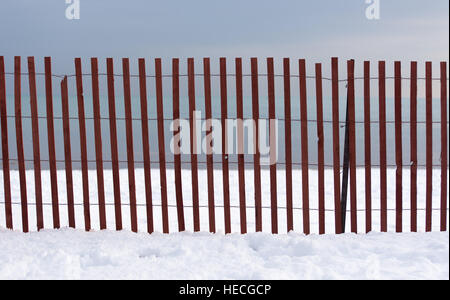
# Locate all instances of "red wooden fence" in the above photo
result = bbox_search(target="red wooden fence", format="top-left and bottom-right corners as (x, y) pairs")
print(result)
(0, 56), (448, 234)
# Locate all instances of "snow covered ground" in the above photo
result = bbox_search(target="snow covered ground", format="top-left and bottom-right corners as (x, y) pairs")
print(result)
(0, 229), (447, 280)
(0, 168), (448, 280)
(0, 168), (448, 233)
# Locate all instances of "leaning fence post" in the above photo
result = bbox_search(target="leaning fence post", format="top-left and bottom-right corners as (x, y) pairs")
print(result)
(0, 56), (13, 230)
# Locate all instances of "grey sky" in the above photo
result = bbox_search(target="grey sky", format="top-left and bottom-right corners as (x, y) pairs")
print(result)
(0, 0), (448, 74)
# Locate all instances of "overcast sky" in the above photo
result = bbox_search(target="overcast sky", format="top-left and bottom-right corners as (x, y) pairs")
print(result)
(0, 0), (448, 74)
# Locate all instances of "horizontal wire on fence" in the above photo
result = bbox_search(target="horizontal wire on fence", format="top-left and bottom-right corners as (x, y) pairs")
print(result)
(0, 157), (444, 168)
(3, 115), (449, 125)
(2, 72), (449, 82)
(0, 201), (447, 213)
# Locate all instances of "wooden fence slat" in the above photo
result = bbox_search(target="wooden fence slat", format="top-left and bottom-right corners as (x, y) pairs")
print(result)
(172, 58), (185, 232)
(284, 58), (293, 233)
(122, 58), (138, 233)
(236, 57), (247, 234)
(106, 58), (123, 231)
(138, 58), (154, 234)
(347, 60), (357, 234)
(220, 57), (231, 234)
(188, 58), (200, 232)
(155, 58), (169, 233)
(27, 56), (44, 230)
(378, 61), (388, 232)
(60, 76), (75, 231)
(75, 58), (90, 231)
(299, 59), (310, 235)
(44, 57), (60, 229)
(0, 56), (13, 229)
(15, 56), (29, 232)
(331, 57), (342, 234)
(251, 57), (262, 232)
(91, 58), (107, 230)
(440, 62), (448, 232)
(267, 58), (278, 234)
(425, 62), (433, 232)
(315, 63), (325, 234)
(364, 61), (372, 233)
(410, 61), (418, 232)
(394, 61), (403, 233)
(203, 57), (216, 233)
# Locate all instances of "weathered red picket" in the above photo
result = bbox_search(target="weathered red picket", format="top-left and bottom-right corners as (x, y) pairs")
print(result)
(60, 76), (75, 231)
(91, 57), (107, 230)
(299, 59), (310, 235)
(45, 57), (60, 229)
(75, 58), (90, 231)
(331, 57), (341, 234)
(410, 61), (418, 232)
(440, 62), (448, 232)
(251, 57), (262, 232)
(122, 58), (138, 233)
(15, 56), (29, 232)
(171, 58), (185, 232)
(27, 57), (44, 230)
(220, 57), (231, 234)
(203, 57), (216, 233)
(0, 56), (13, 230)
(315, 63), (325, 235)
(155, 58), (169, 234)
(188, 58), (200, 232)
(284, 58), (294, 233)
(138, 58), (154, 234)
(425, 62), (433, 232)
(106, 58), (123, 231)
(378, 61), (387, 232)
(364, 61), (372, 233)
(267, 58), (278, 234)
(235, 57), (247, 234)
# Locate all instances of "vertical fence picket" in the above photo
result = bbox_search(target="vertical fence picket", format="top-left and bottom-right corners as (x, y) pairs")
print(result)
(394, 61), (403, 233)
(425, 62), (433, 232)
(235, 57), (247, 234)
(299, 59), (310, 235)
(60, 76), (75, 231)
(251, 57), (262, 232)
(172, 58), (185, 232)
(331, 57), (342, 234)
(220, 58), (231, 234)
(267, 58), (278, 234)
(27, 57), (44, 230)
(188, 58), (200, 232)
(75, 58), (90, 231)
(410, 62), (418, 232)
(440, 62), (448, 232)
(379, 61), (388, 232)
(44, 57), (60, 229)
(315, 63), (325, 234)
(106, 58), (123, 231)
(122, 58), (138, 233)
(283, 58), (293, 233)
(347, 60), (357, 234)
(203, 58), (216, 233)
(14, 56), (29, 232)
(155, 58), (169, 233)
(91, 58), (107, 230)
(138, 58), (154, 233)
(364, 61), (372, 233)
(0, 56), (13, 229)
